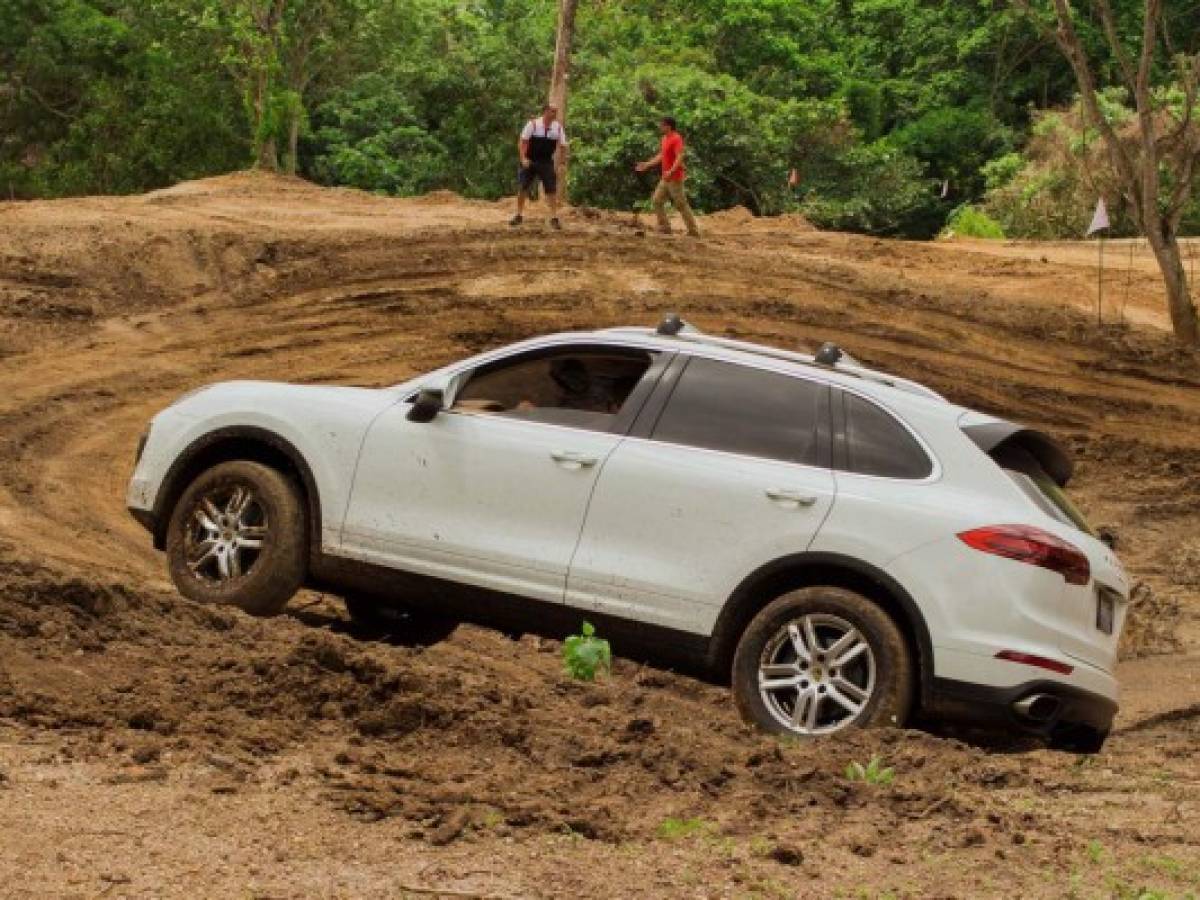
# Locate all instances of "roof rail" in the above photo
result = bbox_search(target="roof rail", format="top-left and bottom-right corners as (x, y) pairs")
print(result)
(628, 315), (944, 401)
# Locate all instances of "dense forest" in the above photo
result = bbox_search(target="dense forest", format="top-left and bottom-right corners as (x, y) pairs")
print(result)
(2, 0), (1198, 239)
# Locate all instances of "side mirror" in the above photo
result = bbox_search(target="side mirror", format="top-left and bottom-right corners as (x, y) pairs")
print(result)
(407, 387), (445, 423)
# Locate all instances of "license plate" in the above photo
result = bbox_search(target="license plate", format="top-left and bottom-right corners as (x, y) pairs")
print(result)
(1096, 589), (1115, 635)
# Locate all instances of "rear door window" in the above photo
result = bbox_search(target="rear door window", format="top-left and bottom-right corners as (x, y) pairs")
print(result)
(839, 393), (932, 479)
(649, 356), (827, 466)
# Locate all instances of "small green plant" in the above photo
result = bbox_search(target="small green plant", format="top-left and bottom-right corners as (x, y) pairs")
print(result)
(845, 755), (895, 786)
(940, 203), (1006, 239)
(562, 621), (612, 681)
(657, 817), (712, 840)
(1087, 839), (1105, 864)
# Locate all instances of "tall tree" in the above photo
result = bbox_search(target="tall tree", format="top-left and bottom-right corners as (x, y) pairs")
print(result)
(548, 0), (578, 201)
(1014, 0), (1200, 345)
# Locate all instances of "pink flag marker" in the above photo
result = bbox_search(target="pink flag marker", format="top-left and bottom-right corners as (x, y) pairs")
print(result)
(1086, 198), (1110, 236)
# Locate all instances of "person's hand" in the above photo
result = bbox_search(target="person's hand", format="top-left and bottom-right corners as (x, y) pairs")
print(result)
(634, 161), (649, 173)
(521, 158), (532, 169)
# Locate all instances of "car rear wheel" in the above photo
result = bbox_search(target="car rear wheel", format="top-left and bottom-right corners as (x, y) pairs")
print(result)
(343, 595), (458, 646)
(1048, 724), (1109, 754)
(732, 586), (914, 737)
(166, 460), (307, 616)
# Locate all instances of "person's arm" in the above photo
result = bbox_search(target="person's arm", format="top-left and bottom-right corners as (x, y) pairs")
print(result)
(518, 121), (533, 167)
(635, 151), (663, 173)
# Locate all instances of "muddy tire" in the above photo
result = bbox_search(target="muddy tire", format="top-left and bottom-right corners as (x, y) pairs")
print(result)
(166, 461), (307, 617)
(343, 595), (458, 646)
(732, 586), (913, 737)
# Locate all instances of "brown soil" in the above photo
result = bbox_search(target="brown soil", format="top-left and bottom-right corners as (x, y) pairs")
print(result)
(2, 171), (1199, 898)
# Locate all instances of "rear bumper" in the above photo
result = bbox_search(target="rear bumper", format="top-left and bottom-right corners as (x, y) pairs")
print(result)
(927, 676), (1117, 737)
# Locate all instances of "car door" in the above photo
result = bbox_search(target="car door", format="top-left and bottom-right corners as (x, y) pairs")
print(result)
(566, 355), (837, 634)
(340, 344), (666, 603)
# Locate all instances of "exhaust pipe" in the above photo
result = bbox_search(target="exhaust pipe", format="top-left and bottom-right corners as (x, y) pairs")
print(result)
(1013, 693), (1061, 724)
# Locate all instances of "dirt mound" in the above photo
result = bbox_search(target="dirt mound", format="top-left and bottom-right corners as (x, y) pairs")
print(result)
(3, 173), (1200, 896)
(703, 205), (815, 233)
(0, 554), (1036, 848)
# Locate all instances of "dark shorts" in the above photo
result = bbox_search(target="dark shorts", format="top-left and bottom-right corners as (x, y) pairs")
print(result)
(518, 159), (557, 195)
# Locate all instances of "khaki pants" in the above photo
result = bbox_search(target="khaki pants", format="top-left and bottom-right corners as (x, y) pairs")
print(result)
(651, 179), (700, 236)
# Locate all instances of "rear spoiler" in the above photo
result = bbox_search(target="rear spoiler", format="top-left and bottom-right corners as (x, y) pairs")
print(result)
(961, 421), (1074, 487)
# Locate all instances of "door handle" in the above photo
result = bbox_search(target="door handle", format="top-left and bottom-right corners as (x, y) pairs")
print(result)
(551, 449), (599, 469)
(765, 488), (819, 507)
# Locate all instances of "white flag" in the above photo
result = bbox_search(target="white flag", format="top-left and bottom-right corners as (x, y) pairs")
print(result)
(1086, 198), (1110, 236)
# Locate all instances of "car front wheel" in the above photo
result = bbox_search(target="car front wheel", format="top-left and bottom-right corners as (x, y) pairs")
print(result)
(732, 586), (913, 737)
(166, 460), (308, 616)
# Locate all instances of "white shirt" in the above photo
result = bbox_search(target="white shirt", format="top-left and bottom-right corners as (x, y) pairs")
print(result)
(520, 118), (567, 144)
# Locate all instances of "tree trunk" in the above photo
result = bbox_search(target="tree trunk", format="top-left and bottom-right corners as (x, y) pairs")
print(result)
(257, 137), (279, 171)
(1146, 229), (1200, 345)
(548, 0), (578, 204)
(285, 112), (300, 176)
(252, 69), (279, 172)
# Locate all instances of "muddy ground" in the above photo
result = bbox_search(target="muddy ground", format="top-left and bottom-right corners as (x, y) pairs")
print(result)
(1, 172), (1199, 898)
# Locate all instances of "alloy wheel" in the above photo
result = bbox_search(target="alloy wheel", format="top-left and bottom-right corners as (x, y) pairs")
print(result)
(183, 484), (269, 583)
(757, 613), (876, 735)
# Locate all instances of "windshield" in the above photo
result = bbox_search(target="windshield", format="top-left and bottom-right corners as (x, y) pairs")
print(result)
(993, 443), (1095, 537)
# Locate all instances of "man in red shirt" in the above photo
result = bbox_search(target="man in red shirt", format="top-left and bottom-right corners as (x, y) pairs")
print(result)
(635, 116), (701, 237)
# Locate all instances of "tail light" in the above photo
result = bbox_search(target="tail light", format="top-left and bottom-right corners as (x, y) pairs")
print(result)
(957, 525), (1090, 585)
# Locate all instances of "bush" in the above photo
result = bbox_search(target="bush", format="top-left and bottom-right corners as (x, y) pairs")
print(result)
(307, 75), (449, 195)
(981, 98), (1138, 239)
(940, 204), (1005, 239)
(799, 140), (941, 237)
(570, 65), (847, 215)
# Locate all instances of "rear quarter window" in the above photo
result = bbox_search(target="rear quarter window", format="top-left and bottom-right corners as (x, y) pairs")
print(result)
(839, 393), (932, 479)
(992, 443), (1095, 536)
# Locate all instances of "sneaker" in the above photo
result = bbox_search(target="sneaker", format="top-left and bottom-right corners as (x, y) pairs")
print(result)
(549, 217), (562, 230)
(509, 215), (523, 227)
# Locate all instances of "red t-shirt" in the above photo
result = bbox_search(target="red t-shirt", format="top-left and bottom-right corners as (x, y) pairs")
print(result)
(661, 132), (686, 182)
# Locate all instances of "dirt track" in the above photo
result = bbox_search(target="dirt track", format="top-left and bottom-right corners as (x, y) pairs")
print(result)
(2, 172), (1200, 898)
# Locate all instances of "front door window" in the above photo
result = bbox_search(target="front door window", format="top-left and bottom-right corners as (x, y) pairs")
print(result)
(453, 348), (655, 433)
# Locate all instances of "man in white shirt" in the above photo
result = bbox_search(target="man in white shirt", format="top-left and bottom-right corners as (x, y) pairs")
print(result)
(511, 104), (567, 230)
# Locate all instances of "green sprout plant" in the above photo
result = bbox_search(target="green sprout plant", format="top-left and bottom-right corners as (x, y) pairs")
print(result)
(845, 755), (895, 786)
(562, 621), (612, 681)
(657, 817), (713, 840)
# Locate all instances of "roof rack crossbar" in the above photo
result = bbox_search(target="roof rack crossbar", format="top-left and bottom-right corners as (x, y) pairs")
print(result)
(600, 321), (944, 401)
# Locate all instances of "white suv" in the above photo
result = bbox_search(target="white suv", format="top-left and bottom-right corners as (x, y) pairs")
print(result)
(127, 317), (1128, 751)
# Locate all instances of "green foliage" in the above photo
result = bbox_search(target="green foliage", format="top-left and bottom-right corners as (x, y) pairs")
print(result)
(799, 141), (940, 237)
(562, 621), (611, 682)
(571, 65), (845, 215)
(941, 204), (1005, 240)
(308, 75), (449, 194)
(6, 0), (1190, 241)
(845, 755), (895, 785)
(981, 101), (1139, 239)
(889, 106), (1012, 202)
(0, 0), (247, 196)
